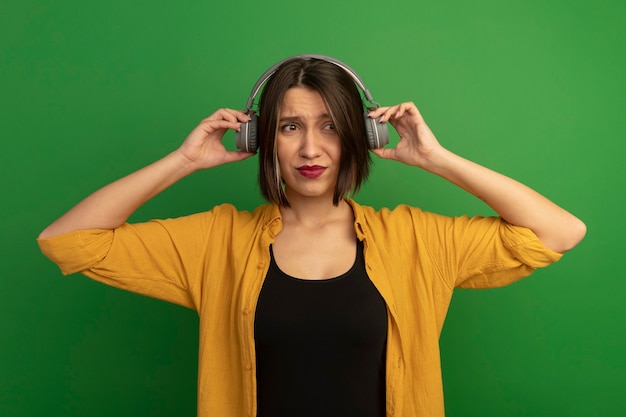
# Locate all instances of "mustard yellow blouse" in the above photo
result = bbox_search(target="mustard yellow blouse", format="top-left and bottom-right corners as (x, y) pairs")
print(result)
(38, 199), (562, 417)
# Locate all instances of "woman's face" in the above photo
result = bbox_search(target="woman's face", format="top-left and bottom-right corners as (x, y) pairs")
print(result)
(275, 87), (342, 203)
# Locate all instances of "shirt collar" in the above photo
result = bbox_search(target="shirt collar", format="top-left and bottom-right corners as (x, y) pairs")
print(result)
(260, 198), (367, 240)
(345, 198), (367, 241)
(260, 203), (282, 236)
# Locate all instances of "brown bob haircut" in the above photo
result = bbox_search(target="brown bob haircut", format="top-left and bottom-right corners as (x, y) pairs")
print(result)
(257, 57), (372, 206)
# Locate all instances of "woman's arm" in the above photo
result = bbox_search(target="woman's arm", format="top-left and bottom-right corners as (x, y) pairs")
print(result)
(368, 103), (586, 253)
(39, 109), (254, 239)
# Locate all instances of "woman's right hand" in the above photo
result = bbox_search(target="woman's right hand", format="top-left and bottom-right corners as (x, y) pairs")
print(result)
(176, 108), (256, 170)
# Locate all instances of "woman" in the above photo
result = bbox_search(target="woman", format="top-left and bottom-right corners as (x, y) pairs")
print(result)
(38, 56), (586, 417)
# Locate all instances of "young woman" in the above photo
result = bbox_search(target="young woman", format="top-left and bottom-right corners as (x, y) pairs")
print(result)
(38, 56), (586, 417)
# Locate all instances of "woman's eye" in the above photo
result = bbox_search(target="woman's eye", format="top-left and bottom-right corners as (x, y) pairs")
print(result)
(323, 123), (336, 131)
(281, 123), (298, 132)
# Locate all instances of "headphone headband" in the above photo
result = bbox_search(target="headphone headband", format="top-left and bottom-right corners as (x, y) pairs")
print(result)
(243, 54), (381, 111)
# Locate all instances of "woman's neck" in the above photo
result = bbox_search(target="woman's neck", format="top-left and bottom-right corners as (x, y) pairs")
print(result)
(279, 194), (353, 228)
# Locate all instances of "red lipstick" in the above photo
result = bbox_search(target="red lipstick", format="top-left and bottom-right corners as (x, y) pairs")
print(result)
(296, 165), (326, 179)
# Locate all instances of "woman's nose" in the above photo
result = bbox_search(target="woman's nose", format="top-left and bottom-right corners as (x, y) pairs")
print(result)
(299, 130), (322, 158)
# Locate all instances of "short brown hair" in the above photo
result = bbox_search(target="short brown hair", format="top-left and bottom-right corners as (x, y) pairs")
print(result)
(257, 57), (372, 206)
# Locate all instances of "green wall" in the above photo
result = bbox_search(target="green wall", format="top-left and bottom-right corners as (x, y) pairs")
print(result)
(2, 0), (624, 415)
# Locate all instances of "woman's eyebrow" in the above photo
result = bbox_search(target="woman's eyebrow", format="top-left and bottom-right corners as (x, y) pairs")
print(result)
(278, 113), (331, 123)
(278, 116), (301, 123)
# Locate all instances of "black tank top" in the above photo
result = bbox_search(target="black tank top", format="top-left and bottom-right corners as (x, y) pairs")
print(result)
(254, 240), (388, 417)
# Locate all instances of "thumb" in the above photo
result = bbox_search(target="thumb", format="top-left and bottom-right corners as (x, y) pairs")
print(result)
(371, 147), (397, 160)
(223, 151), (256, 164)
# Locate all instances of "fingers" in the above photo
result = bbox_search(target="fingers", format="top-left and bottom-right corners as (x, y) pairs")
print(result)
(203, 108), (250, 123)
(199, 108), (252, 132)
(183, 108), (252, 151)
(197, 118), (245, 134)
(367, 102), (422, 123)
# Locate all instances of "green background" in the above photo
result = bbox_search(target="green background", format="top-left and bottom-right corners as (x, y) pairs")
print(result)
(2, 0), (624, 416)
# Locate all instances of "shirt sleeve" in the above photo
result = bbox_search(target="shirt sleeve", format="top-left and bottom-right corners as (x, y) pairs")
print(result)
(410, 208), (563, 289)
(37, 209), (227, 309)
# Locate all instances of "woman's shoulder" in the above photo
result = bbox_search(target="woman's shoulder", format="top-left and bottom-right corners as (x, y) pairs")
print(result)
(348, 199), (429, 221)
(193, 202), (279, 229)
(349, 199), (498, 238)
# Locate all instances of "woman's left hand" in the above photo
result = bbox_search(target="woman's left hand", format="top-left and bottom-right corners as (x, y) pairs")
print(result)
(368, 102), (443, 169)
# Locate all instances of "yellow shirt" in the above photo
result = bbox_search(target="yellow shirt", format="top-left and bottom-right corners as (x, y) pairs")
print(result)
(37, 199), (562, 417)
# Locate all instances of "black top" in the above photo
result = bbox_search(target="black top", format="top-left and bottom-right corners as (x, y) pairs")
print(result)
(254, 240), (388, 417)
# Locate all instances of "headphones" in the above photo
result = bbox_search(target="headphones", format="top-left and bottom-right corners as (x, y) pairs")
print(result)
(235, 54), (389, 153)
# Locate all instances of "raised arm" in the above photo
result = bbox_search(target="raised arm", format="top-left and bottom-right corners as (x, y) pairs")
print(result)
(38, 109), (254, 239)
(368, 103), (586, 253)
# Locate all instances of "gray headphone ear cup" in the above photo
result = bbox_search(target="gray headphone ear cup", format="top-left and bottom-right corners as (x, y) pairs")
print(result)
(236, 114), (259, 153)
(247, 114), (258, 153)
(363, 114), (389, 149)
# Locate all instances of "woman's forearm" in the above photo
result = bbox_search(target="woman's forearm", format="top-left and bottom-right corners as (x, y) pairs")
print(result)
(39, 109), (254, 239)
(38, 151), (197, 239)
(425, 147), (587, 253)
(369, 102), (586, 254)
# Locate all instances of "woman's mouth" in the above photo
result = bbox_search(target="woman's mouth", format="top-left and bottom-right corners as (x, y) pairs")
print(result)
(296, 165), (326, 179)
